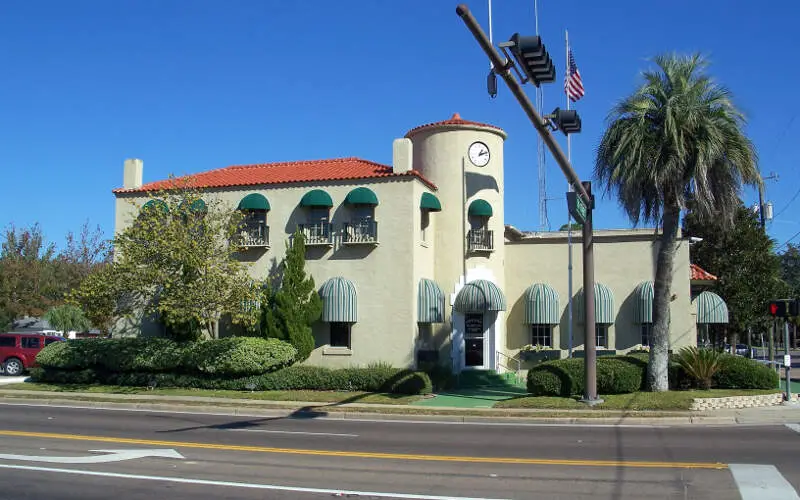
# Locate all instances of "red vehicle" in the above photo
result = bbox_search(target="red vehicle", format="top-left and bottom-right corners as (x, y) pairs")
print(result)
(0, 333), (65, 376)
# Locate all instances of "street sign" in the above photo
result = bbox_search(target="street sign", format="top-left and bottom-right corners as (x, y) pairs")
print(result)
(784, 355), (792, 368)
(567, 192), (586, 225)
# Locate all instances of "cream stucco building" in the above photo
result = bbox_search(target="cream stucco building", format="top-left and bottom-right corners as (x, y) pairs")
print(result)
(113, 114), (722, 374)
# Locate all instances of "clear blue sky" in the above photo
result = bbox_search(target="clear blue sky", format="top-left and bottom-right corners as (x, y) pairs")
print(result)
(1, 1), (798, 252)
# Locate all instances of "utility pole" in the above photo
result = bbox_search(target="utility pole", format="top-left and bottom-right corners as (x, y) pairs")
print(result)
(456, 5), (601, 403)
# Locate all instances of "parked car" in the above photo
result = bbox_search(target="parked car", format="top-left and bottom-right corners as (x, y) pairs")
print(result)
(0, 333), (66, 376)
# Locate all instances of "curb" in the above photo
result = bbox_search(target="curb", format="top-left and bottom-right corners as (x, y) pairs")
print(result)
(1, 390), (793, 426)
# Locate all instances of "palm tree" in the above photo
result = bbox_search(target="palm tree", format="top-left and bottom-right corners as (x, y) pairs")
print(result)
(44, 304), (91, 337)
(595, 53), (760, 391)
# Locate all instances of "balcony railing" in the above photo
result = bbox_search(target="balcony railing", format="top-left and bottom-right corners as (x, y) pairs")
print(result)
(467, 228), (494, 252)
(235, 221), (270, 248)
(343, 220), (378, 244)
(298, 222), (333, 246)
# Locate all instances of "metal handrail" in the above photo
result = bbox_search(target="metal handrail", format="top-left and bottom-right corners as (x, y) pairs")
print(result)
(467, 228), (494, 251)
(495, 350), (522, 385)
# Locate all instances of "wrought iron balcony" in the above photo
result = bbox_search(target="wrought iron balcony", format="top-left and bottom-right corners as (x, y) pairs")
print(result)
(234, 220), (269, 248)
(343, 220), (378, 245)
(298, 222), (333, 246)
(467, 228), (494, 252)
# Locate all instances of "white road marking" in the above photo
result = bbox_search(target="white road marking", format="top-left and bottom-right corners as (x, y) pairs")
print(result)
(0, 463), (509, 500)
(729, 464), (800, 499)
(0, 448), (184, 464)
(225, 428), (358, 437)
(786, 423), (800, 434)
(0, 402), (670, 428)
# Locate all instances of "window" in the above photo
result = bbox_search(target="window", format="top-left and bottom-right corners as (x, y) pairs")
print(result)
(308, 208), (329, 224)
(530, 324), (552, 348)
(330, 322), (351, 348)
(595, 325), (608, 349)
(353, 205), (373, 222)
(21, 337), (40, 349)
(0, 336), (15, 347)
(44, 338), (60, 346)
(640, 324), (653, 347)
(418, 323), (433, 348)
(420, 210), (430, 242)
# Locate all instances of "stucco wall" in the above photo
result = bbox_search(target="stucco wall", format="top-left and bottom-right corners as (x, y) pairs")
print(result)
(504, 229), (695, 367)
(114, 177), (426, 368)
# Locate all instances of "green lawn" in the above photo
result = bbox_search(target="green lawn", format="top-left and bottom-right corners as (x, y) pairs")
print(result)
(0, 383), (422, 405)
(494, 389), (781, 411)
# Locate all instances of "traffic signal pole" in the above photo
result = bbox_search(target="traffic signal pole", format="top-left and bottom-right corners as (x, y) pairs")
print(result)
(456, 4), (601, 403)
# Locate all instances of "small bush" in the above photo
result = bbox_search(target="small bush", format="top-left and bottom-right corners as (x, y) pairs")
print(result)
(97, 338), (185, 372)
(36, 339), (104, 370)
(674, 347), (721, 389)
(526, 355), (646, 396)
(186, 337), (297, 376)
(714, 355), (779, 390)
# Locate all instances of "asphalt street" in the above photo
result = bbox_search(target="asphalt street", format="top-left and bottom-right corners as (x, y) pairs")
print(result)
(0, 403), (797, 499)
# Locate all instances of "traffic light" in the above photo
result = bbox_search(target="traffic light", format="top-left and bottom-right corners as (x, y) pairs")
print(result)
(508, 33), (556, 87)
(768, 299), (799, 318)
(549, 107), (582, 135)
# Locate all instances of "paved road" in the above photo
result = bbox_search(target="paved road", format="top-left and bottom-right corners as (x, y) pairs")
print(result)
(0, 403), (798, 499)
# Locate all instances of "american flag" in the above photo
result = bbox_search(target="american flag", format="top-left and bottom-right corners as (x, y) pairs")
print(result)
(565, 48), (584, 102)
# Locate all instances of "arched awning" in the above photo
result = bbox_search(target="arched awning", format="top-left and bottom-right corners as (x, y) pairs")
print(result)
(319, 277), (357, 322)
(576, 282), (615, 324)
(141, 199), (169, 214)
(694, 291), (729, 324)
(179, 199), (207, 214)
(238, 193), (270, 211)
(453, 279), (506, 313)
(633, 281), (654, 324)
(300, 189), (333, 208)
(418, 279), (445, 323)
(468, 199), (493, 217)
(524, 283), (560, 325)
(345, 187), (379, 206)
(420, 192), (442, 212)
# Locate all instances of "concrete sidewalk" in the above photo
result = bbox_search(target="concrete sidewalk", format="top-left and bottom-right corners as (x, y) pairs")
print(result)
(1, 387), (799, 426)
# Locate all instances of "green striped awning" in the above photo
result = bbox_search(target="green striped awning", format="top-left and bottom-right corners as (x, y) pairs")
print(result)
(633, 281), (654, 323)
(319, 277), (357, 322)
(418, 279), (445, 323)
(524, 283), (560, 324)
(453, 279), (506, 313)
(142, 199), (169, 214)
(238, 193), (270, 211)
(345, 187), (379, 206)
(300, 189), (333, 208)
(468, 199), (493, 217)
(420, 193), (442, 212)
(577, 282), (615, 324)
(694, 291), (729, 324)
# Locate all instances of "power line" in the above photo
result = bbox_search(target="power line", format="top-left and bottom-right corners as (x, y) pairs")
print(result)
(778, 228), (800, 250)
(772, 185), (800, 221)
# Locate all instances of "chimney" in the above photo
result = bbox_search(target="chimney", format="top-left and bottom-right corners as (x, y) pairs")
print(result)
(123, 158), (143, 190)
(392, 138), (412, 174)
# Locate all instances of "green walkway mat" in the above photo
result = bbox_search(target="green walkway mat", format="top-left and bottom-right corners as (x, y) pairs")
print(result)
(412, 386), (529, 408)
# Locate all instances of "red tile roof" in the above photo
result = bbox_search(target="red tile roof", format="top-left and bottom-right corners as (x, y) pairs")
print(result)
(405, 113), (505, 138)
(113, 157), (437, 194)
(691, 264), (718, 281)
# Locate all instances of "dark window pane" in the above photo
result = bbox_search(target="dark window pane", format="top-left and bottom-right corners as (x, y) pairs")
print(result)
(330, 322), (351, 348)
(21, 337), (40, 349)
(0, 336), (16, 347)
(530, 324), (552, 347)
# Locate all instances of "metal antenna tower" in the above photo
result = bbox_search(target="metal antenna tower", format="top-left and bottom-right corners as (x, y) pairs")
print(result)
(534, 0), (548, 230)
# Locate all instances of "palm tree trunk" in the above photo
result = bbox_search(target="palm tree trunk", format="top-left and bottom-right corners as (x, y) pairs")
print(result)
(648, 204), (680, 392)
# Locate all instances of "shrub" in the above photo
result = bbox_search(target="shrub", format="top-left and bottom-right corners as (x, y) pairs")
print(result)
(36, 339), (104, 370)
(674, 347), (721, 389)
(526, 355), (646, 396)
(714, 355), (779, 390)
(186, 337), (297, 376)
(97, 338), (185, 372)
(31, 365), (433, 395)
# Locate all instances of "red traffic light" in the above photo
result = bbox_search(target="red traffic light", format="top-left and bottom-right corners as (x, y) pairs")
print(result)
(770, 303), (779, 316)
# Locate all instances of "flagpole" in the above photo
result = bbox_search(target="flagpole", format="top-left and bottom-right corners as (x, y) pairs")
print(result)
(566, 29), (574, 359)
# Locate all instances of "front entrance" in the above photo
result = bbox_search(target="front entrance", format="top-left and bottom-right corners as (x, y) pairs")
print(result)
(464, 313), (485, 368)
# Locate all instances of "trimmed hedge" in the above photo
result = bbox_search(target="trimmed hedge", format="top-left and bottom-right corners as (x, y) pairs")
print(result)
(29, 365), (433, 395)
(526, 356), (646, 396)
(527, 353), (778, 396)
(35, 337), (297, 376)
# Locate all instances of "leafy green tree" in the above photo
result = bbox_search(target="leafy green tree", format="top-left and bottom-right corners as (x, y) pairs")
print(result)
(68, 264), (123, 335)
(44, 304), (91, 335)
(80, 181), (263, 339)
(261, 230), (322, 361)
(54, 221), (112, 300)
(595, 53), (760, 391)
(780, 244), (800, 296)
(0, 224), (59, 319)
(684, 203), (788, 345)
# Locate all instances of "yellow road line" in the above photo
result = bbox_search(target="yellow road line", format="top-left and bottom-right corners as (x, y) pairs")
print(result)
(0, 430), (727, 470)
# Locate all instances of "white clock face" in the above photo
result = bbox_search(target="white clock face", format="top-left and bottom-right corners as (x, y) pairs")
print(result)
(468, 141), (490, 167)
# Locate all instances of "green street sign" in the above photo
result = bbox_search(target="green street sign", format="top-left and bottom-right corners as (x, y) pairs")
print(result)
(567, 192), (587, 225)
